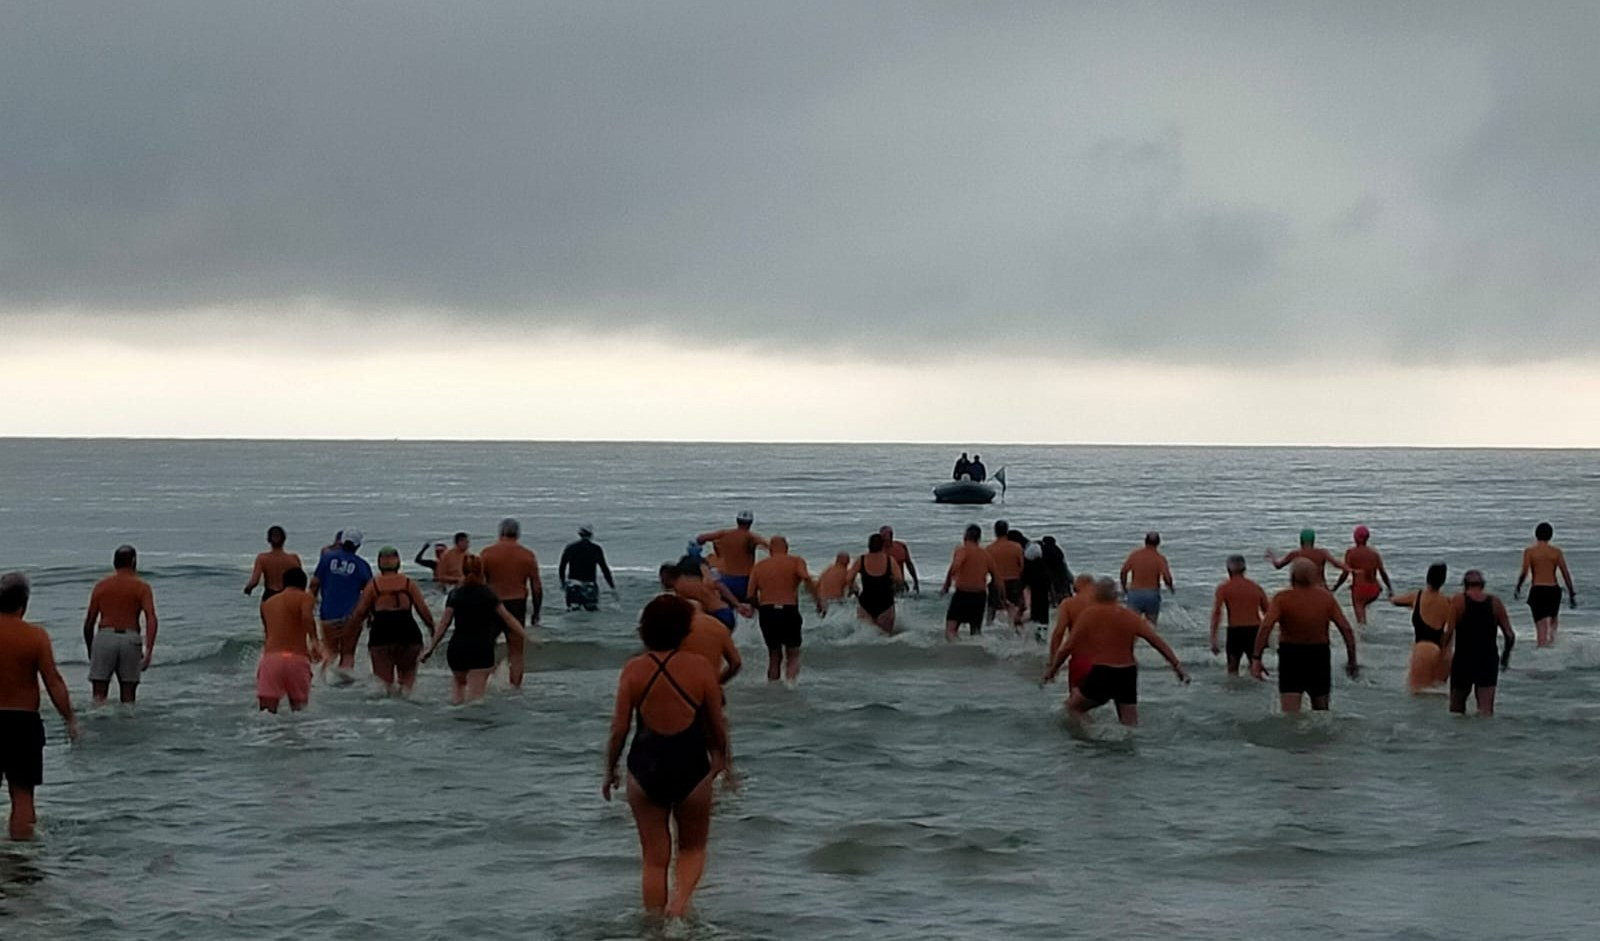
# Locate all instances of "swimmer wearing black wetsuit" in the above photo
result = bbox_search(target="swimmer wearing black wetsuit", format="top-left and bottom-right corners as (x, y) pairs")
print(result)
(1446, 570), (1514, 717)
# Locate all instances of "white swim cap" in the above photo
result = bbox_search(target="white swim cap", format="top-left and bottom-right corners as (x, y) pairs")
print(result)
(342, 528), (363, 549)
(737, 510), (755, 524)
(1024, 543), (1043, 561)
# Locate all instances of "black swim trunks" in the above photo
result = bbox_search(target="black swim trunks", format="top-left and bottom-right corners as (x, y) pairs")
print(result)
(502, 598), (528, 626)
(0, 709), (46, 789)
(1450, 650), (1499, 693)
(260, 587), (281, 602)
(1002, 579), (1025, 609)
(757, 605), (803, 650)
(1226, 626), (1260, 662)
(946, 590), (987, 631)
(1527, 585), (1563, 622)
(1277, 642), (1331, 698)
(1078, 664), (1138, 706)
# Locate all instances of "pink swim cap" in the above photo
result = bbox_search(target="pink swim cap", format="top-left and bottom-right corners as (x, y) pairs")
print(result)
(1353, 525), (1371, 542)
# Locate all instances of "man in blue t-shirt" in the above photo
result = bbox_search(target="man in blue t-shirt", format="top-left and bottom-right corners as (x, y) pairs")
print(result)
(309, 528), (373, 673)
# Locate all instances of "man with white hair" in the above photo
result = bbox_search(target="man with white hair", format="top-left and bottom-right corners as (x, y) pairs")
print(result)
(559, 524), (616, 612)
(1, 573), (80, 840)
(482, 517), (542, 687)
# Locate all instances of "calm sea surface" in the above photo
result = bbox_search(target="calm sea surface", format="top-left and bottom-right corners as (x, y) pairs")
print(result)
(0, 440), (1597, 940)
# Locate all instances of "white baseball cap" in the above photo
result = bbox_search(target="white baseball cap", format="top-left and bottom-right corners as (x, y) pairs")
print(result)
(342, 528), (364, 548)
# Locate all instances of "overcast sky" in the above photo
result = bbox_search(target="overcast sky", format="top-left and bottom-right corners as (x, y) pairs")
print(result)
(4, 2), (1598, 444)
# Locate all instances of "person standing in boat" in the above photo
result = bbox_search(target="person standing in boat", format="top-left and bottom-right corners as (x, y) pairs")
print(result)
(953, 453), (972, 481)
(969, 455), (988, 483)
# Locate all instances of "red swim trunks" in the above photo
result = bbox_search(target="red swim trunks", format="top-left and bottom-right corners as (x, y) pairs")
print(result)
(256, 651), (313, 706)
(1352, 583), (1382, 604)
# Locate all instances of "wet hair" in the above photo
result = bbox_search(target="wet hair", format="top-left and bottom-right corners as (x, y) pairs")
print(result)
(994, 520), (1010, 537)
(499, 518), (521, 539)
(113, 545), (138, 570)
(868, 533), (884, 553)
(1289, 557), (1317, 588)
(453, 531), (470, 544)
(676, 558), (704, 579)
(0, 572), (30, 614)
(639, 594), (694, 652)
(1006, 530), (1027, 546)
(1093, 577), (1119, 603)
(267, 525), (287, 547)
(1226, 555), (1246, 574)
(1536, 522), (1554, 541)
(282, 567), (308, 591)
(963, 524), (982, 543)
(1463, 569), (1487, 589)
(1145, 532), (1161, 547)
(461, 554), (485, 585)
(1425, 563), (1447, 590)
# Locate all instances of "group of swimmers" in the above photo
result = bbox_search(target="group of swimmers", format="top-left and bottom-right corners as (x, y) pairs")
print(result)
(0, 511), (1582, 923)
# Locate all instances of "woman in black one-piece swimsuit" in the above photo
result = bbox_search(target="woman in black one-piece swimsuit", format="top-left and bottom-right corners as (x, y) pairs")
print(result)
(603, 595), (732, 918)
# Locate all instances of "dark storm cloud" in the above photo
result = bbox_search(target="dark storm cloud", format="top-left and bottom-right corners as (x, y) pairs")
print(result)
(2, 2), (1596, 360)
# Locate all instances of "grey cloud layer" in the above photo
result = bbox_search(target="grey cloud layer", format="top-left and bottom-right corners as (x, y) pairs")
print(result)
(3, 2), (1596, 360)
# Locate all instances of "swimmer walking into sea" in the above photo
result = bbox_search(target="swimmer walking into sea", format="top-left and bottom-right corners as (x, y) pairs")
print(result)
(746, 536), (821, 681)
(1211, 555), (1269, 676)
(1391, 563), (1454, 694)
(481, 519), (542, 688)
(346, 547), (435, 696)
(815, 552), (853, 614)
(256, 567), (321, 713)
(1267, 529), (1347, 588)
(1330, 526), (1393, 625)
(604, 595), (733, 920)
(1251, 558), (1359, 712)
(942, 524), (1007, 640)
(1514, 522), (1577, 647)
(309, 529), (373, 677)
(244, 525), (302, 601)
(82, 545), (159, 706)
(0, 573), (80, 841)
(695, 511), (769, 605)
(848, 533), (903, 636)
(1445, 570), (1515, 717)
(1120, 532), (1175, 623)
(1056, 578), (1189, 727)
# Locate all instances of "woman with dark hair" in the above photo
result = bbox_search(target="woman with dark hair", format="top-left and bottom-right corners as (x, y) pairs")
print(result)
(1391, 563), (1453, 694)
(421, 554), (525, 704)
(847, 533), (902, 635)
(603, 595), (733, 918)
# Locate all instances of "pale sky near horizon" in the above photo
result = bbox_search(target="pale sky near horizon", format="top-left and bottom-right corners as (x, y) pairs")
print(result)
(4, 3), (1599, 445)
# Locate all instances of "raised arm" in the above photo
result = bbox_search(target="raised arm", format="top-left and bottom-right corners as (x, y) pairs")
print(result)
(414, 542), (438, 572)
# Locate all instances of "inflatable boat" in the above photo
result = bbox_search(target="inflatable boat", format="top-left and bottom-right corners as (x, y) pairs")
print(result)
(933, 468), (1006, 504)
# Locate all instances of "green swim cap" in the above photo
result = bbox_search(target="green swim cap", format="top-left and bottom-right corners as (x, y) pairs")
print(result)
(1299, 528), (1316, 545)
(377, 546), (401, 571)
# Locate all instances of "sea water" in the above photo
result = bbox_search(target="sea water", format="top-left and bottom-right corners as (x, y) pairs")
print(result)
(0, 440), (1596, 940)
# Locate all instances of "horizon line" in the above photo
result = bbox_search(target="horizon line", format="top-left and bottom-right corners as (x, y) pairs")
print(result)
(0, 435), (1594, 451)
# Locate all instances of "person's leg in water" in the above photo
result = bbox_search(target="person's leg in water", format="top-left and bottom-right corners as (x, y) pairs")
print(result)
(784, 646), (802, 682)
(370, 645), (397, 695)
(1476, 684), (1497, 717)
(118, 679), (138, 705)
(393, 645), (422, 695)
(765, 646), (782, 682)
(1113, 702), (1139, 727)
(1449, 684), (1469, 715)
(666, 775), (715, 918)
(464, 668), (494, 702)
(1309, 694), (1330, 711)
(450, 672), (468, 706)
(91, 681), (110, 707)
(8, 782), (38, 842)
(505, 630), (526, 688)
(876, 607), (896, 637)
(1280, 692), (1303, 714)
(625, 778), (672, 914)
